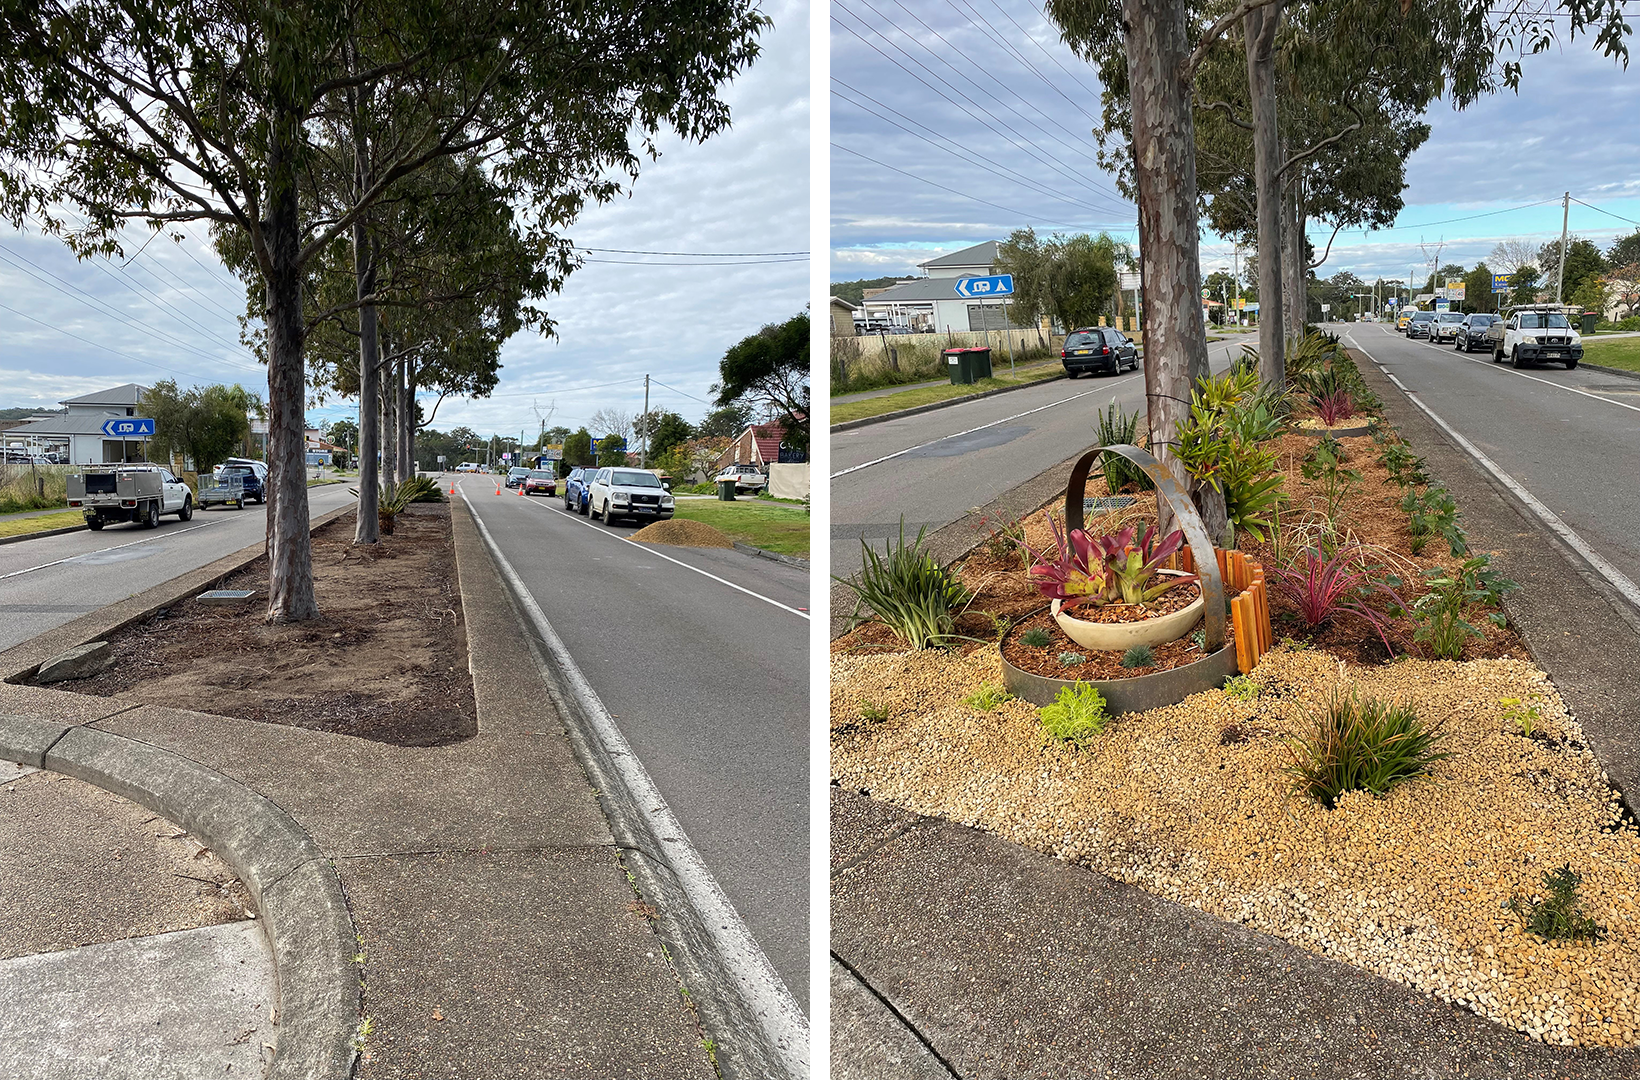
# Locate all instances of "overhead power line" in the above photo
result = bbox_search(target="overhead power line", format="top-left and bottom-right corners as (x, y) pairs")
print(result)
(580, 247), (809, 256)
(1569, 196), (1640, 229)
(582, 257), (808, 266)
(0, 301), (223, 384)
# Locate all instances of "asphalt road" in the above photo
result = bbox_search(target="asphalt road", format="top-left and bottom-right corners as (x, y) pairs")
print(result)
(457, 479), (811, 1013)
(0, 484), (359, 652)
(1340, 320), (1640, 605)
(830, 335), (1248, 585)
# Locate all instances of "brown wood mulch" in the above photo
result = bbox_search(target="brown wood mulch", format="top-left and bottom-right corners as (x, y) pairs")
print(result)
(61, 501), (476, 746)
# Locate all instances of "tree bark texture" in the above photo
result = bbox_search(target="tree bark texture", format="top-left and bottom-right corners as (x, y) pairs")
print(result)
(264, 124), (318, 622)
(402, 363), (417, 478)
(380, 349), (398, 489)
(353, 220), (381, 545)
(1122, 0), (1227, 542)
(1245, 0), (1285, 390)
(398, 361), (412, 478)
(1286, 175), (1307, 343)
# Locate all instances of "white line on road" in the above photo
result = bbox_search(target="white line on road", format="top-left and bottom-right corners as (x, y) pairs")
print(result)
(466, 481), (810, 620)
(1348, 334), (1640, 612)
(460, 489), (810, 1077)
(0, 521), (215, 581)
(1398, 328), (1640, 416)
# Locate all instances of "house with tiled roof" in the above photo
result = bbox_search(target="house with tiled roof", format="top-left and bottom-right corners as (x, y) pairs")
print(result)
(709, 420), (806, 475)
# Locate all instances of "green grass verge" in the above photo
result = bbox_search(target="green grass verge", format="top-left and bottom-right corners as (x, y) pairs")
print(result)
(670, 499), (809, 558)
(1581, 336), (1640, 373)
(0, 510), (85, 539)
(308, 477), (346, 487)
(831, 360), (1066, 425)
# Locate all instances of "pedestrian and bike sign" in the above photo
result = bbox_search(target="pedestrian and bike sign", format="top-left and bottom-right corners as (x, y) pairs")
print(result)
(953, 274), (1014, 299)
(100, 418), (154, 437)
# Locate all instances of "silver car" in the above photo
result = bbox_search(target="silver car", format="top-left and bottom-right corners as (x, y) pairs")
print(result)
(1430, 311), (1466, 343)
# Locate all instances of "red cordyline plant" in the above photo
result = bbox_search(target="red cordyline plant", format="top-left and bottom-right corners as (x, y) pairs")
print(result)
(1018, 513), (1197, 610)
(1310, 388), (1356, 426)
(1269, 545), (1407, 653)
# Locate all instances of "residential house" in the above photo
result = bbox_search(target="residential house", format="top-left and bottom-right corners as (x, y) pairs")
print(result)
(709, 420), (806, 474)
(856, 240), (1013, 333)
(829, 296), (858, 337)
(2, 383), (151, 463)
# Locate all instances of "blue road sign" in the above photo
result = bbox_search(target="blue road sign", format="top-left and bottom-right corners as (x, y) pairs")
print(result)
(953, 274), (1014, 299)
(100, 417), (155, 437)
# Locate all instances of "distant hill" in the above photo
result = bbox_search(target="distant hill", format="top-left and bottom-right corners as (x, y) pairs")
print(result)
(830, 276), (910, 307)
(0, 407), (64, 421)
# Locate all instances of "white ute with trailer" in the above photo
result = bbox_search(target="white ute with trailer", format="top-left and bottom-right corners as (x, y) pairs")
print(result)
(66, 464), (194, 530)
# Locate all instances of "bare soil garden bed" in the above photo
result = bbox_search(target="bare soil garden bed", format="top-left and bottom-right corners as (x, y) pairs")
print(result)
(62, 501), (475, 746)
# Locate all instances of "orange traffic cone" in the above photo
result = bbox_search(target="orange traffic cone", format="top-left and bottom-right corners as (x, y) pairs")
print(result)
(448, 484), (455, 495)
(517, 485), (525, 496)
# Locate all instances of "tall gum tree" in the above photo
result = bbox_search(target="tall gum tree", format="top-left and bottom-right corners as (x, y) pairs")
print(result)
(0, 0), (768, 620)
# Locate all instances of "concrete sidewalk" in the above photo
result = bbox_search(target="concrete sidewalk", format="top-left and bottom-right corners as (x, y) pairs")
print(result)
(829, 353), (1640, 1076)
(0, 499), (722, 1077)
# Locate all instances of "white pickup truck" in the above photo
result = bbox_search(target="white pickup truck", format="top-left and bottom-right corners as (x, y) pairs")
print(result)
(1486, 305), (1584, 369)
(66, 464), (194, 530)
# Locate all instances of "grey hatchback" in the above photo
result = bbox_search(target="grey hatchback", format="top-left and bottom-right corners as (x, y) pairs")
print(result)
(1061, 327), (1139, 377)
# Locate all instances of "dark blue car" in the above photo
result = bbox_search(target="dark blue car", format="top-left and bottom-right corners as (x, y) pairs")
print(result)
(217, 464), (266, 504)
(562, 466), (595, 515)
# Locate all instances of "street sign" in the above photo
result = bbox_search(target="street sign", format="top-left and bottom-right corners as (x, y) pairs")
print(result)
(540, 444), (563, 461)
(100, 417), (154, 437)
(1201, 287), (1210, 299)
(1447, 282), (1466, 301)
(1492, 273), (1512, 294)
(1435, 299), (1450, 312)
(953, 274), (1014, 299)
(1320, 304), (1330, 314)
(502, 452), (511, 461)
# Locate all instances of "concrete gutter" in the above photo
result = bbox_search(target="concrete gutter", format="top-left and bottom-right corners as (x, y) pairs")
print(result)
(0, 712), (358, 1080)
(831, 372), (1067, 433)
(0, 503), (356, 684)
(1577, 361), (1640, 382)
(731, 540), (810, 570)
(0, 523), (87, 546)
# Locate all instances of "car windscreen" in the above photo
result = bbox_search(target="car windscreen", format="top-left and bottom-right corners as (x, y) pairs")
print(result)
(1064, 332), (1099, 347)
(1519, 313), (1570, 329)
(528, 470), (552, 479)
(611, 470), (662, 488)
(1411, 313), (1434, 321)
(1437, 313), (1463, 322)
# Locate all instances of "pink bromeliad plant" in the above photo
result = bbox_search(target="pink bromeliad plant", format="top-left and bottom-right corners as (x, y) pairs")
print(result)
(1020, 513), (1198, 611)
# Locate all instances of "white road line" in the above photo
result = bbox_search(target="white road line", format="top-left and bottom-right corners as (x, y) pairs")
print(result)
(460, 488), (809, 1076)
(1401, 330), (1640, 416)
(461, 481), (809, 620)
(1, 521), (215, 580)
(1347, 334), (1640, 612)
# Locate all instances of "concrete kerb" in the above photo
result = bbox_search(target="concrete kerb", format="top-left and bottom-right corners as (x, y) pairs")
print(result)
(1578, 361), (1640, 382)
(0, 502), (357, 684)
(0, 711), (359, 1080)
(449, 494), (808, 1080)
(830, 372), (1067, 433)
(731, 540), (810, 569)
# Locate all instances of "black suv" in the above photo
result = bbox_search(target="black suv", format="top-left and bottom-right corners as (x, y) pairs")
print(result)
(1455, 313), (1501, 352)
(563, 466), (596, 514)
(217, 465), (265, 503)
(1061, 327), (1139, 377)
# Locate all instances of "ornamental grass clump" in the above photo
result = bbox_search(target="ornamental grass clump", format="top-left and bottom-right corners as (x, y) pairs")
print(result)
(1038, 683), (1109, 749)
(1283, 690), (1450, 808)
(1019, 627), (1053, 648)
(1120, 644), (1153, 668)
(840, 520), (971, 649)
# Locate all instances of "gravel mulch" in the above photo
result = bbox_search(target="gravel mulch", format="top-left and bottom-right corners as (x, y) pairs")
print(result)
(831, 645), (1640, 1049)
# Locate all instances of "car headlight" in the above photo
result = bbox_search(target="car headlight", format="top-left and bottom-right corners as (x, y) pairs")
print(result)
(1520, 335), (1537, 344)
(612, 491), (629, 502)
(661, 496), (674, 508)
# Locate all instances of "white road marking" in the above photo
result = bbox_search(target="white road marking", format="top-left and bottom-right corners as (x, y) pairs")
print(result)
(1347, 333), (1640, 612)
(1398, 326), (1640, 416)
(460, 489), (810, 1077)
(462, 481), (809, 620)
(1, 521), (215, 580)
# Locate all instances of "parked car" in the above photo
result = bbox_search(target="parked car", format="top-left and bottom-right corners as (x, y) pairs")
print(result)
(1430, 311), (1466, 343)
(214, 463), (266, 503)
(563, 466), (596, 514)
(714, 464), (767, 494)
(588, 467), (675, 526)
(1455, 313), (1502, 352)
(1060, 326), (1139, 377)
(505, 466), (531, 489)
(522, 469), (556, 496)
(1485, 305), (1583, 369)
(1405, 311), (1436, 339)
(1397, 309), (1417, 332)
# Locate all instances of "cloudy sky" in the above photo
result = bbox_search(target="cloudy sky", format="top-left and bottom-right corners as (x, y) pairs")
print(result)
(0, 1), (809, 441)
(830, 1), (1640, 287)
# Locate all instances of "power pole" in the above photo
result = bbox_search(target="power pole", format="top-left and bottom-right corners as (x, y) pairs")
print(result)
(640, 373), (651, 468)
(1555, 190), (1571, 304)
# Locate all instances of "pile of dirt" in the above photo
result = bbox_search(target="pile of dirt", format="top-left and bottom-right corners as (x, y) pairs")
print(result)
(631, 518), (733, 548)
(832, 645), (1640, 1048)
(64, 502), (475, 746)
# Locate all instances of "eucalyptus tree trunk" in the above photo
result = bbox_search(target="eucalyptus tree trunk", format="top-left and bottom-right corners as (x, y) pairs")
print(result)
(401, 363), (417, 478)
(1123, 0), (1227, 543)
(1286, 176), (1308, 342)
(380, 351), (398, 489)
(1245, 0), (1285, 390)
(264, 119), (318, 620)
(353, 234), (381, 545)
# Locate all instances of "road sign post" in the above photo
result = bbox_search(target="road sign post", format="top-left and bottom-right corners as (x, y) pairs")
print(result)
(955, 275), (1014, 372)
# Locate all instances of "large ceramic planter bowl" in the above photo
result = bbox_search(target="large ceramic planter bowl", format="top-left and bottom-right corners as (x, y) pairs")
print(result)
(1049, 572), (1204, 651)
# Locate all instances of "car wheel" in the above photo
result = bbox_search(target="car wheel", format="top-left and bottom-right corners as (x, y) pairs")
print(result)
(1492, 347), (1504, 363)
(1565, 358), (1579, 370)
(143, 501), (160, 528)
(87, 516), (105, 531)
(178, 495), (192, 521)
(1063, 369), (1077, 379)
(603, 501), (618, 526)
(1512, 346), (1527, 369)
(590, 499), (601, 521)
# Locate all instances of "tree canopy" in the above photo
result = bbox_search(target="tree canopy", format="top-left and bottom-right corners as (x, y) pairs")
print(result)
(140, 380), (264, 474)
(716, 312), (810, 451)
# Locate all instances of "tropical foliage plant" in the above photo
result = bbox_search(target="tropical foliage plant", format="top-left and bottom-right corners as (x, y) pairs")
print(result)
(1019, 514), (1196, 609)
(1093, 401), (1153, 493)
(1411, 555), (1516, 659)
(1269, 545), (1407, 653)
(1174, 370), (1287, 542)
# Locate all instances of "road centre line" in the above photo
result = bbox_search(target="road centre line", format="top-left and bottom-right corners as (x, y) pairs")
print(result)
(0, 521), (215, 580)
(1348, 334), (1640, 613)
(459, 481), (809, 620)
(459, 493), (809, 1075)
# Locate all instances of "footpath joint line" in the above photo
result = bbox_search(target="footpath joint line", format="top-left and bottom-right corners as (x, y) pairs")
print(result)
(1349, 333), (1640, 614)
